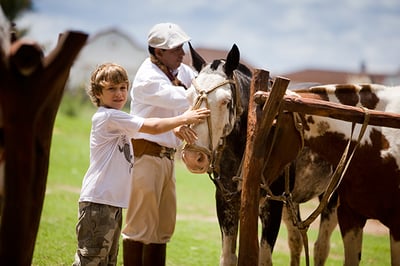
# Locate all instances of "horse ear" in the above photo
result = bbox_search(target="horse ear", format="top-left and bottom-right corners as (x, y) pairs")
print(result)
(189, 42), (206, 72)
(224, 44), (240, 77)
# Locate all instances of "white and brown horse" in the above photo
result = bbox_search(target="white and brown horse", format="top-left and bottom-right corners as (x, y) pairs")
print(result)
(287, 84), (400, 265)
(183, 44), (338, 266)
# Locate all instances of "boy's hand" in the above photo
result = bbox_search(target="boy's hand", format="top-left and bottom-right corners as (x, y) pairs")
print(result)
(182, 108), (210, 125)
(174, 108), (209, 144)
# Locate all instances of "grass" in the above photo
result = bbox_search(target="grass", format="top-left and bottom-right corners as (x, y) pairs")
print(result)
(31, 100), (391, 265)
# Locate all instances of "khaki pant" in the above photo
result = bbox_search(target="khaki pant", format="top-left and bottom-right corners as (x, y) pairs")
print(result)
(122, 154), (176, 244)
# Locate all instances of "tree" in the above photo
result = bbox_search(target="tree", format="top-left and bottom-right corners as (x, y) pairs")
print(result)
(1, 0), (32, 38)
(0, 0), (32, 21)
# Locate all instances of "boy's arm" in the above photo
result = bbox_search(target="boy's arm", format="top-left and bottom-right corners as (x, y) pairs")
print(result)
(139, 108), (209, 135)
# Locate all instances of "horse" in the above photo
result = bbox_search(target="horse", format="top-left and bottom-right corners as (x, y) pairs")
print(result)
(183, 44), (400, 265)
(182, 44), (338, 266)
(277, 83), (400, 265)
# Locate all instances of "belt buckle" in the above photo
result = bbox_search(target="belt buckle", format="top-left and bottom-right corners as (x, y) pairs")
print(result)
(160, 147), (175, 160)
(159, 146), (166, 159)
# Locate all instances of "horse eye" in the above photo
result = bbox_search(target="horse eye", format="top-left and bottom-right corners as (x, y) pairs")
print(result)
(222, 97), (232, 106)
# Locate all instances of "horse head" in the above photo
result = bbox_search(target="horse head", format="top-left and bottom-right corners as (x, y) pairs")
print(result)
(182, 44), (249, 174)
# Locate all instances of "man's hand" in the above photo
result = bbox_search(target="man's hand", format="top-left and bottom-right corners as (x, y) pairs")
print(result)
(174, 125), (198, 144)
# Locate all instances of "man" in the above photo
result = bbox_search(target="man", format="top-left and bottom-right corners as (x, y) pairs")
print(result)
(122, 23), (197, 265)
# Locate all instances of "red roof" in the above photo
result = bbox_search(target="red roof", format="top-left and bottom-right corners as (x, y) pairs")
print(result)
(281, 68), (387, 85)
(184, 47), (391, 85)
(183, 47), (254, 70)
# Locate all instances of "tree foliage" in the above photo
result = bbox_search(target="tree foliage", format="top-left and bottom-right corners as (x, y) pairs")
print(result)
(0, 0), (32, 21)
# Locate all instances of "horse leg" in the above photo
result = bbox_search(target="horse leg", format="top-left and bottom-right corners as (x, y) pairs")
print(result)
(259, 199), (284, 266)
(337, 202), (366, 266)
(387, 207), (400, 266)
(216, 188), (240, 266)
(282, 203), (302, 266)
(314, 192), (338, 266)
(258, 173), (289, 266)
(0, 128), (3, 214)
(390, 232), (400, 266)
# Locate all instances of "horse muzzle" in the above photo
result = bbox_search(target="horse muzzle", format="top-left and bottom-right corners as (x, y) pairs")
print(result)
(181, 145), (211, 174)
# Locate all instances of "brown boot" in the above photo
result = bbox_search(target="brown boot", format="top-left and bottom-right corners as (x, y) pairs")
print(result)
(123, 239), (143, 266)
(142, 243), (166, 266)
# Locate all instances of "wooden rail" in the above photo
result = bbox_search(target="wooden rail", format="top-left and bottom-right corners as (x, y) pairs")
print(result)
(254, 92), (400, 129)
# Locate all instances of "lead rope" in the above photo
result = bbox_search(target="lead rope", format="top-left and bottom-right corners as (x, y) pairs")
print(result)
(289, 107), (371, 266)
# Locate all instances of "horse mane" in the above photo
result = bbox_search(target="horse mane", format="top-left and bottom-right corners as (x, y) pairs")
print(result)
(233, 62), (252, 113)
(236, 62), (252, 77)
(208, 60), (252, 78)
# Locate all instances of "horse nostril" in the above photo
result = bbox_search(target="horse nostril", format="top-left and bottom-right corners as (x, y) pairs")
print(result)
(197, 153), (205, 163)
(197, 153), (204, 163)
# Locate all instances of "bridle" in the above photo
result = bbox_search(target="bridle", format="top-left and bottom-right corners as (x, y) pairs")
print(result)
(183, 75), (240, 174)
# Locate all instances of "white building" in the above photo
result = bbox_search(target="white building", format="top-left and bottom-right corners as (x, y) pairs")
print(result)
(67, 28), (147, 90)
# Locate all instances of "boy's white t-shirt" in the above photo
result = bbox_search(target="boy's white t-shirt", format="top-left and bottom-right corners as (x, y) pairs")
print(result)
(79, 107), (144, 208)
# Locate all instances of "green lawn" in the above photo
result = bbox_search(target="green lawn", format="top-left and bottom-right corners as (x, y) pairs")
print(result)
(31, 102), (391, 265)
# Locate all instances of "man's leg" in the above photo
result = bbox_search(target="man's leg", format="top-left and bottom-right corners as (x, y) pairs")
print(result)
(143, 243), (166, 266)
(123, 239), (144, 266)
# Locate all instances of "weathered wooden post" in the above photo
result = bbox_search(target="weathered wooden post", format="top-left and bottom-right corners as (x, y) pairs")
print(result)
(238, 70), (289, 265)
(237, 69), (269, 265)
(0, 26), (88, 264)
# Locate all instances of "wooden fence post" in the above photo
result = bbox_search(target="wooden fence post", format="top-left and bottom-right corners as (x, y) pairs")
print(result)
(0, 31), (88, 265)
(238, 70), (289, 266)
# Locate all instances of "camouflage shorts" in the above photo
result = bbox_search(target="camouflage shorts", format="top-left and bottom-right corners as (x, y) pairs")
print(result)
(73, 202), (122, 266)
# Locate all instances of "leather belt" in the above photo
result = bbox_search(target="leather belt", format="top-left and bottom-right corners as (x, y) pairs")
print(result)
(131, 139), (176, 160)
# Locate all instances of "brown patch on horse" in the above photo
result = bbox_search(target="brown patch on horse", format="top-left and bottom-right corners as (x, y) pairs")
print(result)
(338, 131), (400, 240)
(334, 85), (359, 106)
(359, 85), (379, 109)
(296, 88), (329, 101)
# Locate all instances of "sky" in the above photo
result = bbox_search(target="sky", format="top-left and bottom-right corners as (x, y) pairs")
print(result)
(14, 0), (400, 75)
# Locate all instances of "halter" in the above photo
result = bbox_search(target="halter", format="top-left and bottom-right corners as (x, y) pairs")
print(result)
(183, 77), (238, 173)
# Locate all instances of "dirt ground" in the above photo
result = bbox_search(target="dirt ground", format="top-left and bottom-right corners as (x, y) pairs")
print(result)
(300, 198), (389, 236)
(363, 219), (389, 235)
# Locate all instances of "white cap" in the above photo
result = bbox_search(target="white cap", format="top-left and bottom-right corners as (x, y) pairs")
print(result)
(147, 23), (191, 49)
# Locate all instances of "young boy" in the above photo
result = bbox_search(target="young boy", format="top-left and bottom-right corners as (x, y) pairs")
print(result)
(72, 63), (208, 265)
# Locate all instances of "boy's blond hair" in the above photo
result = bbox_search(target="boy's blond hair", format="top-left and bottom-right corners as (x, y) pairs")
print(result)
(87, 63), (130, 106)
